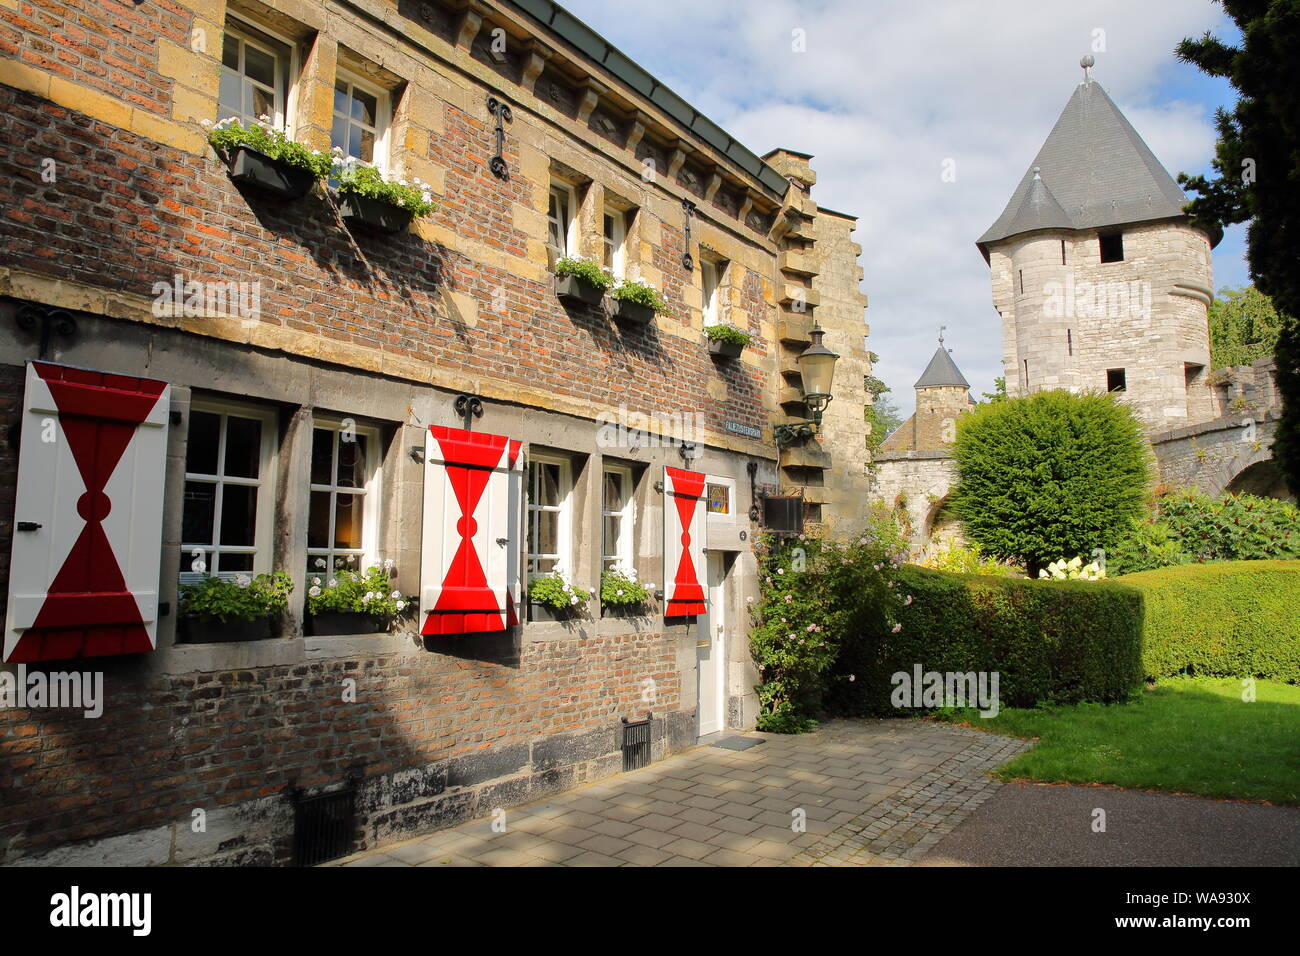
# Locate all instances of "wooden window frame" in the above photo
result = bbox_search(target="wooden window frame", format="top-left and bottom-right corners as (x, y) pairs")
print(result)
(306, 417), (383, 579)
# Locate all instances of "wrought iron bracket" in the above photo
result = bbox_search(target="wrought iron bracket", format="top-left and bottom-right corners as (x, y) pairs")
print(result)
(15, 303), (77, 359)
(454, 394), (484, 431)
(681, 198), (695, 272)
(746, 460), (762, 521)
(486, 94), (513, 180)
(774, 421), (817, 449)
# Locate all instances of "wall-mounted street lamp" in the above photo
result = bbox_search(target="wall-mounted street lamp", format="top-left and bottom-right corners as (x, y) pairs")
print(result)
(775, 322), (839, 448)
(678, 441), (700, 465)
(454, 394), (483, 431)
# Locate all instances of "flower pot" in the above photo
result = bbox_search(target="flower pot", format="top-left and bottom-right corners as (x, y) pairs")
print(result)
(530, 602), (587, 622)
(708, 338), (745, 360)
(601, 603), (647, 619)
(179, 616), (272, 644)
(554, 273), (606, 306)
(339, 193), (413, 233)
(226, 146), (316, 200)
(612, 298), (656, 326)
(307, 611), (384, 636)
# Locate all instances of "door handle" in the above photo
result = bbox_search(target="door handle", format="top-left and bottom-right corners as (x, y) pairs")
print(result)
(17, 521), (41, 532)
(496, 537), (508, 546)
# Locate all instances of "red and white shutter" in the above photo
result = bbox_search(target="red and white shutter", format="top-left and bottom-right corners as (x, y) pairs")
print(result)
(663, 465), (706, 617)
(4, 361), (170, 662)
(420, 424), (524, 636)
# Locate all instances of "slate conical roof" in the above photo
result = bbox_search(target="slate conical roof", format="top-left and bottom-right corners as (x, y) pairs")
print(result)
(915, 346), (970, 389)
(977, 78), (1191, 256)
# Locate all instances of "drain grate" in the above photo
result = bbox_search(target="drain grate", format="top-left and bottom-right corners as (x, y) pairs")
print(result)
(292, 784), (356, 866)
(710, 735), (765, 752)
(621, 714), (652, 772)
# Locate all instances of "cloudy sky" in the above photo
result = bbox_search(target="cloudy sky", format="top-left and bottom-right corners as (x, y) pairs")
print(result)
(562, 0), (1247, 417)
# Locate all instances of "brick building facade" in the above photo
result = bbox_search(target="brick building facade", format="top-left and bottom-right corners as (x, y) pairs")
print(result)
(0, 0), (871, 864)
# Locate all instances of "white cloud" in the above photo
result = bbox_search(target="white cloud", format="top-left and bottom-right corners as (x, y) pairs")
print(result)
(563, 0), (1241, 414)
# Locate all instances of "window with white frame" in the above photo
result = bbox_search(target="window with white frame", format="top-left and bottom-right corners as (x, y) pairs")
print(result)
(601, 206), (626, 278)
(547, 181), (577, 260)
(332, 71), (388, 169)
(527, 454), (572, 576)
(601, 464), (635, 571)
(701, 258), (725, 325)
(219, 19), (292, 127)
(307, 420), (382, 578)
(181, 400), (278, 583)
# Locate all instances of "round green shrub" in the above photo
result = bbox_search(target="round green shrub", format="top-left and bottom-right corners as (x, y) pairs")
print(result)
(950, 390), (1151, 575)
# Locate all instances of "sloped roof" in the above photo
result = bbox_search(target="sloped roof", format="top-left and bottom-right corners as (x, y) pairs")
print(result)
(977, 79), (1190, 254)
(915, 346), (970, 389)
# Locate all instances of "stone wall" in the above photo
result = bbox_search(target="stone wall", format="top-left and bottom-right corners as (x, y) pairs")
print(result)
(988, 219), (1214, 431)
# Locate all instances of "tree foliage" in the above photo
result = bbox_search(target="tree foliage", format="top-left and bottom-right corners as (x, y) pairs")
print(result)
(1209, 285), (1284, 367)
(1176, 0), (1300, 495)
(950, 391), (1151, 575)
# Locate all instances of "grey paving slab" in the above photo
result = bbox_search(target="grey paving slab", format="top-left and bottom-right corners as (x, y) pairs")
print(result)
(329, 718), (1038, 868)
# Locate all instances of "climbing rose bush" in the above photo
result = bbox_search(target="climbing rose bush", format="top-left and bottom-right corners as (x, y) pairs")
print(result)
(749, 510), (910, 733)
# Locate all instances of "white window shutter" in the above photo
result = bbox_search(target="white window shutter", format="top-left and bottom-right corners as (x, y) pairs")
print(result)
(420, 424), (524, 635)
(663, 465), (706, 617)
(4, 362), (170, 662)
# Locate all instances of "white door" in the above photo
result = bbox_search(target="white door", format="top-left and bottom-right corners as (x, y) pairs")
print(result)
(696, 551), (727, 736)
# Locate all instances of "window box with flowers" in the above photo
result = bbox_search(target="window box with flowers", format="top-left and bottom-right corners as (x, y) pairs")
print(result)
(610, 278), (668, 326)
(205, 116), (332, 200)
(599, 563), (651, 617)
(177, 571), (294, 644)
(553, 255), (613, 306)
(528, 571), (591, 622)
(333, 154), (437, 233)
(704, 323), (752, 360)
(305, 562), (409, 635)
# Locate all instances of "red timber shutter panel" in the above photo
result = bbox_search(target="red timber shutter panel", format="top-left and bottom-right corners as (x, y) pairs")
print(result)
(663, 465), (706, 617)
(4, 362), (170, 662)
(420, 424), (524, 635)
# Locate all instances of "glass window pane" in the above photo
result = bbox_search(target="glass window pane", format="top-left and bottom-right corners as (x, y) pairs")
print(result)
(330, 119), (349, 155)
(348, 125), (363, 162)
(181, 481), (216, 544)
(186, 411), (221, 475)
(337, 433), (367, 489)
(538, 464), (560, 507)
(218, 69), (242, 119)
(603, 214), (614, 240)
(532, 557), (556, 575)
(311, 428), (334, 485)
(603, 515), (620, 558)
(224, 415), (262, 479)
(219, 484), (257, 547)
(352, 87), (377, 125)
(243, 44), (275, 87)
(333, 493), (363, 550)
(217, 552), (253, 573)
(548, 192), (557, 219)
(308, 490), (332, 549)
(251, 84), (274, 120)
(222, 34), (240, 70)
(536, 511), (558, 556)
(334, 79), (349, 114)
(603, 471), (624, 511)
(359, 128), (375, 164)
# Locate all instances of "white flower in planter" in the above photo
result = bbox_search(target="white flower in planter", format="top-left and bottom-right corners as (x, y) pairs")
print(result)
(395, 600), (406, 611)
(328, 579), (337, 588)
(569, 596), (579, 605)
(391, 590), (401, 599)
(891, 623), (903, 633)
(314, 557), (327, 569)
(616, 589), (624, 597)
(362, 592), (374, 603)
(383, 558), (395, 571)
(312, 577), (321, 586)
(309, 586), (321, 597)
(234, 574), (251, 588)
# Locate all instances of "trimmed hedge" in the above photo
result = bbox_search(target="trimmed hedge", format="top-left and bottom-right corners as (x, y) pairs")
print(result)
(1118, 561), (1300, 683)
(830, 566), (1144, 715)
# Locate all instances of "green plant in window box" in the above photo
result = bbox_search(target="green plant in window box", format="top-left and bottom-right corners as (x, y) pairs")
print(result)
(528, 571), (591, 614)
(610, 277), (669, 324)
(600, 563), (649, 607)
(704, 323), (752, 359)
(179, 571), (294, 623)
(332, 153), (437, 230)
(204, 116), (332, 199)
(553, 255), (614, 306)
(306, 562), (408, 620)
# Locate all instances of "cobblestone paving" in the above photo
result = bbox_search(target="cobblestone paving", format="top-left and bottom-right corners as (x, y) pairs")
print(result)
(332, 719), (1029, 867)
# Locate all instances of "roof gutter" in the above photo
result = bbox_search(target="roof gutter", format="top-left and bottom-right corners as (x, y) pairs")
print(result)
(506, 0), (789, 199)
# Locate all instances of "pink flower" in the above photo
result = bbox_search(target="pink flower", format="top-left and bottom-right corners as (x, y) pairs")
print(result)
(891, 623), (903, 633)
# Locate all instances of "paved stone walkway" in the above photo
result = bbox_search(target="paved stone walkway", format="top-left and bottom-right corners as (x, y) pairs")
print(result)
(332, 719), (1030, 867)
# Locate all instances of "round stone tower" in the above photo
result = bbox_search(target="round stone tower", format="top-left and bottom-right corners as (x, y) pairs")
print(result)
(977, 60), (1218, 430)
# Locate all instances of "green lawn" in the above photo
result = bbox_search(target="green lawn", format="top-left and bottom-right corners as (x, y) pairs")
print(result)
(936, 677), (1300, 805)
